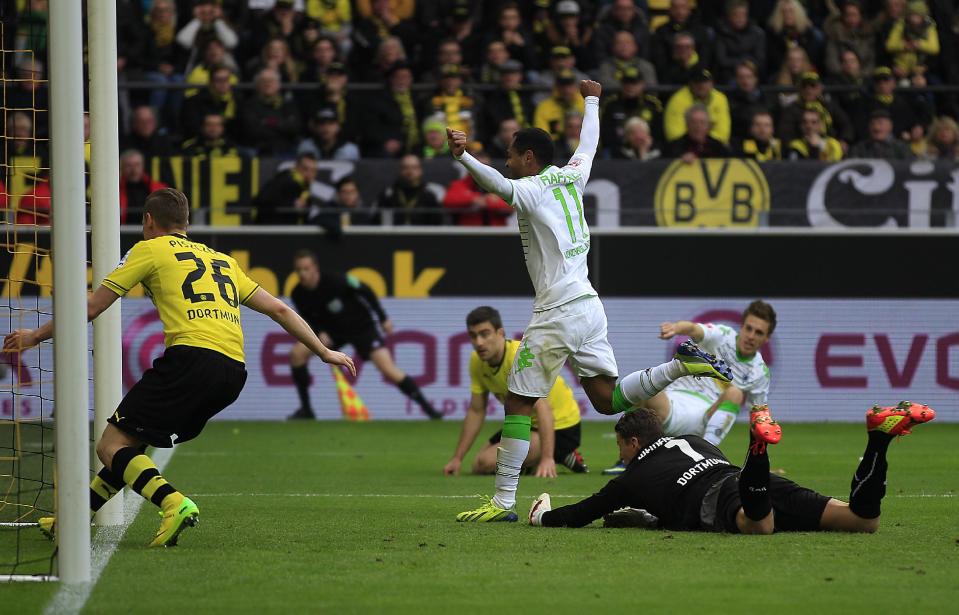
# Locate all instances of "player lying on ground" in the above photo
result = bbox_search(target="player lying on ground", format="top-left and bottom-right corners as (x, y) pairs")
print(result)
(448, 79), (733, 523)
(286, 249), (441, 420)
(3, 188), (354, 547)
(529, 402), (935, 533)
(605, 300), (776, 474)
(443, 306), (588, 478)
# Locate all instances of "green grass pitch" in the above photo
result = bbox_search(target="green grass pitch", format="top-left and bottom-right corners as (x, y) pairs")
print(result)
(5, 420), (959, 614)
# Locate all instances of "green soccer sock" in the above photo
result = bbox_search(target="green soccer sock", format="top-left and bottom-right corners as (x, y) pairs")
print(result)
(492, 415), (532, 510)
(612, 383), (634, 413)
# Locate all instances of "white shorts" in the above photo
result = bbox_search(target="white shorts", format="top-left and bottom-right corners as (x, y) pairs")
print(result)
(662, 389), (713, 437)
(507, 295), (618, 398)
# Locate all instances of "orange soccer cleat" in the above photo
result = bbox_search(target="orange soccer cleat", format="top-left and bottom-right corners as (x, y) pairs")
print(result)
(866, 401), (936, 437)
(749, 404), (782, 453)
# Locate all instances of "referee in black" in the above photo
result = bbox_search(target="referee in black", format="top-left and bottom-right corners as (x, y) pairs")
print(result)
(287, 249), (442, 420)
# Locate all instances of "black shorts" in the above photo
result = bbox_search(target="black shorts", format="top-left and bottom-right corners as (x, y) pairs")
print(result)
(489, 423), (581, 463)
(711, 473), (832, 533)
(109, 346), (247, 448)
(329, 327), (385, 360)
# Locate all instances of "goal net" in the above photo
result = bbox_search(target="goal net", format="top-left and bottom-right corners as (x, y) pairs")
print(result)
(0, 5), (94, 580)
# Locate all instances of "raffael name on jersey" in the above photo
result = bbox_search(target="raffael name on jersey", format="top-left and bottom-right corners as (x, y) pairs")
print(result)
(187, 307), (240, 325)
(676, 458), (730, 486)
(538, 170), (580, 186)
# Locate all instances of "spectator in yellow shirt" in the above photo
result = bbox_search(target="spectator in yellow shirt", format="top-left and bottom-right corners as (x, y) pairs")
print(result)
(663, 69), (731, 143)
(787, 109), (844, 161)
(885, 1), (939, 79)
(533, 69), (585, 141)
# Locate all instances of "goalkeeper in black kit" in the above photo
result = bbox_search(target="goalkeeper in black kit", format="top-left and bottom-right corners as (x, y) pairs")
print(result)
(529, 402), (934, 534)
(287, 249), (442, 419)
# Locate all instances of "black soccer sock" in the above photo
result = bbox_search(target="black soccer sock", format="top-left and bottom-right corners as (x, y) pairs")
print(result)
(111, 446), (183, 511)
(291, 365), (313, 412)
(849, 431), (893, 519)
(739, 434), (772, 522)
(397, 376), (439, 416)
(89, 466), (127, 512)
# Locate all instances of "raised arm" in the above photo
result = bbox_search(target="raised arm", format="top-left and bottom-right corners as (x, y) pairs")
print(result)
(572, 80), (601, 162)
(447, 128), (514, 203)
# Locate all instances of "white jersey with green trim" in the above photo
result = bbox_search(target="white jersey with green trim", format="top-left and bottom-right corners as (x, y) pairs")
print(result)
(670, 322), (770, 407)
(454, 95), (602, 312)
(508, 159), (597, 311)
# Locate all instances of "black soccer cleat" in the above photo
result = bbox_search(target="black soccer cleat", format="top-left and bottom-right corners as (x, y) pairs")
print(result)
(421, 403), (444, 420)
(288, 407), (316, 420)
(562, 449), (589, 473)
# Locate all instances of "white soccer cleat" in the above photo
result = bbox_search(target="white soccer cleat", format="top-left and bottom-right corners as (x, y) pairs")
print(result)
(528, 493), (552, 526)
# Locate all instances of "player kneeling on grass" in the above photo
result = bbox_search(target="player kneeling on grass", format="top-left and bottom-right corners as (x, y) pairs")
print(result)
(444, 306), (587, 478)
(529, 401), (935, 534)
(5, 188), (354, 547)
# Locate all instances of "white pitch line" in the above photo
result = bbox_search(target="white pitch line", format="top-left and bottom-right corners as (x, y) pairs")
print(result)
(187, 492), (956, 499)
(43, 447), (176, 615)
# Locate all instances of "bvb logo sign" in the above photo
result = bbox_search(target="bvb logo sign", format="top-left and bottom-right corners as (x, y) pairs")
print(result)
(654, 159), (770, 227)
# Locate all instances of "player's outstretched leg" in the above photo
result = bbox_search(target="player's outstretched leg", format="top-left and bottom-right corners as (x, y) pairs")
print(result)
(110, 446), (199, 547)
(396, 375), (443, 420)
(849, 401), (936, 519)
(737, 405), (782, 533)
(38, 462), (134, 540)
(371, 348), (443, 419)
(611, 341), (732, 414)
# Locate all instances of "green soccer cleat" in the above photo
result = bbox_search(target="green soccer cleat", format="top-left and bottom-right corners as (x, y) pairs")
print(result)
(455, 495), (518, 522)
(675, 340), (733, 383)
(149, 497), (199, 548)
(38, 517), (55, 540)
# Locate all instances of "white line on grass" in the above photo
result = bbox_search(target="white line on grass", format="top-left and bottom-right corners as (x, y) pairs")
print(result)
(188, 492), (956, 499)
(43, 447), (175, 615)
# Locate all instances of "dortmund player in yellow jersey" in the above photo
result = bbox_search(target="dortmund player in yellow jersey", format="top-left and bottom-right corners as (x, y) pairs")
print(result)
(443, 306), (587, 479)
(3, 188), (354, 547)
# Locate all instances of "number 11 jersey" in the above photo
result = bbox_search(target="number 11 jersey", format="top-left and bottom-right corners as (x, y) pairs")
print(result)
(507, 154), (598, 313)
(103, 233), (260, 363)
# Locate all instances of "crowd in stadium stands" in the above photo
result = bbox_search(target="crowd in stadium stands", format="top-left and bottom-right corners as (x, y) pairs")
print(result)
(2, 0), (959, 225)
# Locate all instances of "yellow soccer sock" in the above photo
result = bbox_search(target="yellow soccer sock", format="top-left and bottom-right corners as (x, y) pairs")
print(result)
(89, 467), (125, 512)
(111, 446), (184, 511)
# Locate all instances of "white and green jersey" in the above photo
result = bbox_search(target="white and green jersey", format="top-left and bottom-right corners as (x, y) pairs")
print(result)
(455, 95), (601, 312)
(508, 162), (596, 311)
(670, 323), (770, 407)
(508, 96), (601, 311)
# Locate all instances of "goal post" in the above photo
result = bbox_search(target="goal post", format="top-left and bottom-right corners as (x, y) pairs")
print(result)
(88, 0), (124, 530)
(48, 0), (91, 584)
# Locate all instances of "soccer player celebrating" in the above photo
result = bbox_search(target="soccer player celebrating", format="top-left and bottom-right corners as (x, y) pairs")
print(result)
(4, 188), (354, 547)
(448, 80), (732, 523)
(443, 306), (588, 479)
(286, 250), (442, 420)
(605, 300), (776, 474)
(529, 402), (935, 533)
